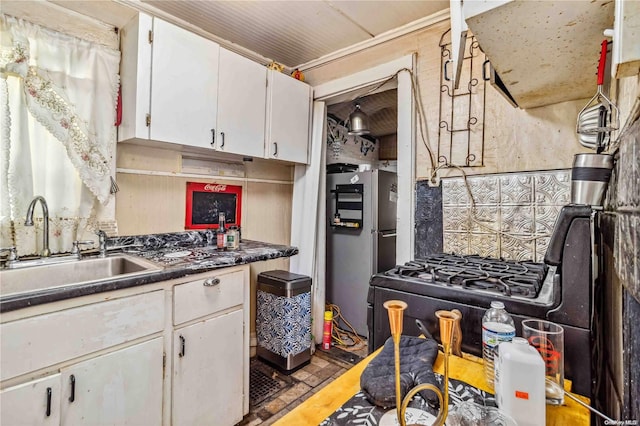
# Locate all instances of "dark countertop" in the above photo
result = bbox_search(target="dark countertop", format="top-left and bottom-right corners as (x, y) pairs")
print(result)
(0, 231), (298, 313)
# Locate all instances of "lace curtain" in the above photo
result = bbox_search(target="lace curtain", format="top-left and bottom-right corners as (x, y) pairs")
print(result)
(0, 15), (120, 255)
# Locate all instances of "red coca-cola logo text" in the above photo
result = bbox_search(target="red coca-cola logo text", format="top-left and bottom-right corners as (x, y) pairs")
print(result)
(204, 184), (227, 192)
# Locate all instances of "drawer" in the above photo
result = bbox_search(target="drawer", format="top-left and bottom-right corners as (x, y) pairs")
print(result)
(174, 270), (244, 325)
(1, 290), (164, 382)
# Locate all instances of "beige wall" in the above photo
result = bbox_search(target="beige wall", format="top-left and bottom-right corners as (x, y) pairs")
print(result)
(305, 20), (593, 180)
(115, 143), (292, 238)
(115, 142), (293, 335)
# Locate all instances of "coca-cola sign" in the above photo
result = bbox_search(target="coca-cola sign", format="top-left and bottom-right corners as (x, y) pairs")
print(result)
(185, 182), (242, 230)
(204, 184), (227, 192)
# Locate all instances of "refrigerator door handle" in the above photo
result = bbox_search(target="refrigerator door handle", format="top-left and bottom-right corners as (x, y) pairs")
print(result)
(380, 231), (397, 238)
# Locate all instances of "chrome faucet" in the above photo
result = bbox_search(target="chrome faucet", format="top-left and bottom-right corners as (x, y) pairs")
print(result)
(0, 246), (18, 268)
(25, 196), (50, 257)
(96, 230), (108, 258)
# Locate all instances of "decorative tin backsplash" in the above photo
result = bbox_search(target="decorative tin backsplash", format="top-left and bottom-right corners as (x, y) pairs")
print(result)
(442, 170), (571, 262)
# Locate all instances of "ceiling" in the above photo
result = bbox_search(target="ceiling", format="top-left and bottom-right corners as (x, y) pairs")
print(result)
(5, 0), (430, 139)
(58, 0), (443, 140)
(327, 89), (398, 138)
(3, 1), (448, 68)
(132, 0), (448, 68)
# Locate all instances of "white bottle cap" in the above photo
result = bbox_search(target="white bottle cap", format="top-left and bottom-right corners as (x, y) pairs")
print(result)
(490, 301), (505, 309)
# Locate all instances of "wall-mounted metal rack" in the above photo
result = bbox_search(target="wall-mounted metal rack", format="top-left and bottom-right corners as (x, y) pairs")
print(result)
(437, 30), (487, 168)
(330, 184), (363, 229)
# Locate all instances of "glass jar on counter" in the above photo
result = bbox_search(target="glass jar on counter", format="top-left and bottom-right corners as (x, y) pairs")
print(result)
(226, 226), (240, 250)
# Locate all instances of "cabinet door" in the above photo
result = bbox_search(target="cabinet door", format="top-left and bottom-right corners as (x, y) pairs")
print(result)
(60, 338), (163, 426)
(266, 70), (311, 163)
(1, 374), (61, 425)
(216, 48), (267, 158)
(1, 290), (164, 382)
(449, 0), (468, 89)
(172, 309), (244, 426)
(118, 13), (153, 142)
(150, 18), (219, 149)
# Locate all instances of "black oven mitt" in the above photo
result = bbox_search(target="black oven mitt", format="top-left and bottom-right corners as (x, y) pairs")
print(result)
(359, 335), (440, 409)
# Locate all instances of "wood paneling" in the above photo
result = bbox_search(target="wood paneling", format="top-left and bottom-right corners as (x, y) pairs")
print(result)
(115, 143), (293, 239)
(115, 145), (294, 337)
(306, 20), (593, 177)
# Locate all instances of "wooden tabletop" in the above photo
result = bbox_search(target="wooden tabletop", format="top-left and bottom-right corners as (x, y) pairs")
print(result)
(275, 348), (591, 425)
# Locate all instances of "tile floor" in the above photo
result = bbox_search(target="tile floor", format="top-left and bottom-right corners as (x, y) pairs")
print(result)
(238, 344), (368, 426)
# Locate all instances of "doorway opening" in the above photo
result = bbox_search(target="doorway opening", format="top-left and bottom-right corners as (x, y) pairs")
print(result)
(290, 55), (415, 352)
(323, 84), (399, 349)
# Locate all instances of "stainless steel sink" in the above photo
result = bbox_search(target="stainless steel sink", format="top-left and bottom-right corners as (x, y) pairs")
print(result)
(0, 255), (162, 297)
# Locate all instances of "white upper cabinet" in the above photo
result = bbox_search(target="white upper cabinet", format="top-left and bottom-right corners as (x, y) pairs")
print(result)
(119, 13), (312, 163)
(150, 19), (219, 148)
(456, 0), (615, 109)
(266, 70), (312, 164)
(119, 13), (219, 149)
(118, 13), (152, 143)
(216, 48), (267, 158)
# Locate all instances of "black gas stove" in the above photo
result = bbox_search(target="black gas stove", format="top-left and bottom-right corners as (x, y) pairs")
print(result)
(390, 255), (548, 298)
(368, 205), (595, 397)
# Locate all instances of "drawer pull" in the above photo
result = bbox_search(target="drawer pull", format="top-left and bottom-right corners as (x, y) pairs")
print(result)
(46, 387), (52, 417)
(69, 375), (76, 402)
(203, 278), (220, 287)
(179, 335), (186, 358)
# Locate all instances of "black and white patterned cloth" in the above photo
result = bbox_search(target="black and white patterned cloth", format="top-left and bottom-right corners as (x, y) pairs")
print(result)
(320, 374), (497, 426)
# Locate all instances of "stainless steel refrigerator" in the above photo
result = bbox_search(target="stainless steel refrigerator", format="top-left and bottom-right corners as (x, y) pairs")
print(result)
(326, 169), (397, 336)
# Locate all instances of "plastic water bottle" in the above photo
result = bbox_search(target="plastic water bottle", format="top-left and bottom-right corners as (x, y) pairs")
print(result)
(482, 301), (515, 390)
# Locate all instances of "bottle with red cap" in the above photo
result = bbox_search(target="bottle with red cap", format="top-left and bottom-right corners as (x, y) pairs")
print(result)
(322, 311), (333, 350)
(216, 212), (226, 250)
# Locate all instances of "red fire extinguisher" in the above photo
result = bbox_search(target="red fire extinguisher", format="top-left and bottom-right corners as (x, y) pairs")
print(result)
(322, 311), (333, 350)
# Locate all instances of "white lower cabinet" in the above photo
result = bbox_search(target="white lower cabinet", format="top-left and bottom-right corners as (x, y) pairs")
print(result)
(1, 374), (62, 425)
(0, 338), (162, 426)
(60, 338), (163, 426)
(172, 309), (244, 425)
(0, 265), (250, 426)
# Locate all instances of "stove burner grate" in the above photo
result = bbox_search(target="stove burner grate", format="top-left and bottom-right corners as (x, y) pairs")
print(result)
(386, 254), (548, 299)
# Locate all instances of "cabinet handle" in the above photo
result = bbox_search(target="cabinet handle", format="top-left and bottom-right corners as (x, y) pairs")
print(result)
(203, 277), (220, 287)
(443, 59), (452, 81)
(69, 374), (76, 403)
(273, 142), (278, 157)
(220, 132), (225, 148)
(482, 59), (491, 81)
(179, 335), (186, 358)
(46, 387), (52, 417)
(210, 128), (215, 147)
